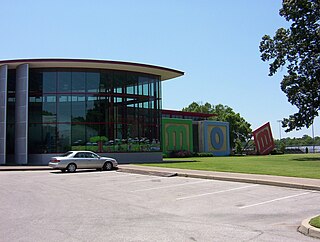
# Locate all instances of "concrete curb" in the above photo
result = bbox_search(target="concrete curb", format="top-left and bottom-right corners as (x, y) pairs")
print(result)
(2, 165), (320, 192)
(118, 168), (178, 177)
(175, 172), (320, 191)
(298, 216), (320, 239)
(118, 167), (320, 192)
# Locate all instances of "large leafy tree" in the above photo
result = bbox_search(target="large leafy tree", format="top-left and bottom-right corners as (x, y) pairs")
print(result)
(182, 102), (252, 149)
(259, 0), (320, 132)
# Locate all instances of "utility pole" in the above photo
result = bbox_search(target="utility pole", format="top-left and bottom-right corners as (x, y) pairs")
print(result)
(277, 120), (282, 140)
(312, 123), (315, 153)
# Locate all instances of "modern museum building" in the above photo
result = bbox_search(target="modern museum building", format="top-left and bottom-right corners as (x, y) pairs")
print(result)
(0, 59), (184, 165)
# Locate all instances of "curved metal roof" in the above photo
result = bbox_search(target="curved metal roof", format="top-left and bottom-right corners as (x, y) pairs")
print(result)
(0, 58), (184, 81)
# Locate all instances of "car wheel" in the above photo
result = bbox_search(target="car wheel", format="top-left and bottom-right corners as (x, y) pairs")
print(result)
(67, 163), (77, 173)
(103, 162), (113, 171)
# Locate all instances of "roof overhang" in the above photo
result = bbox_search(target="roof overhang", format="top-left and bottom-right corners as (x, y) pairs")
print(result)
(0, 58), (184, 81)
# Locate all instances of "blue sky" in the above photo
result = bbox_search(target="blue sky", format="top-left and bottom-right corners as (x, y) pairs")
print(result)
(0, 0), (318, 139)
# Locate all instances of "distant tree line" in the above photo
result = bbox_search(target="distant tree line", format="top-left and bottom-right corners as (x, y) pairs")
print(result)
(275, 135), (320, 147)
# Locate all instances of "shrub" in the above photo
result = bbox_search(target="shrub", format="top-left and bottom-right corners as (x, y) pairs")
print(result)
(196, 152), (214, 157)
(270, 149), (284, 155)
(235, 139), (243, 154)
(169, 150), (194, 158)
(279, 142), (286, 153)
(89, 136), (108, 143)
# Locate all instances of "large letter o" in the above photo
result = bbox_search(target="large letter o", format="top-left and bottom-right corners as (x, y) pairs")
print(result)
(210, 127), (224, 150)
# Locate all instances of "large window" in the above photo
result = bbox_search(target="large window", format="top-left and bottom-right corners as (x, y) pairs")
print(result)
(28, 68), (161, 154)
(72, 72), (85, 93)
(71, 95), (85, 122)
(58, 72), (71, 92)
(43, 72), (57, 93)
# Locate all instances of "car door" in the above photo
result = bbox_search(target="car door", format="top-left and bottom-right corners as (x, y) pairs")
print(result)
(73, 152), (87, 169)
(85, 152), (100, 168)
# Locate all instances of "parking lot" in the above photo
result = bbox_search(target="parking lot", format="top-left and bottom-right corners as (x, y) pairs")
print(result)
(1, 170), (319, 241)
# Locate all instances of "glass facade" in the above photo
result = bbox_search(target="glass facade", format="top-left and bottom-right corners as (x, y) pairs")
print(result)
(26, 68), (161, 154)
(6, 70), (16, 155)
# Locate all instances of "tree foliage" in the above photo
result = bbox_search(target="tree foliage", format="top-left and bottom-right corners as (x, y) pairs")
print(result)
(182, 102), (252, 149)
(182, 101), (214, 114)
(259, 0), (320, 132)
(89, 136), (108, 143)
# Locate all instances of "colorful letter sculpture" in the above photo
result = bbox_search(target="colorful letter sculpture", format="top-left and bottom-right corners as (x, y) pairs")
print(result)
(162, 118), (193, 153)
(253, 122), (275, 155)
(199, 121), (230, 156)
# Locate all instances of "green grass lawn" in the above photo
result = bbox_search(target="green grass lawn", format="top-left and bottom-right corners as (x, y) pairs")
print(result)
(310, 216), (320, 228)
(140, 154), (320, 179)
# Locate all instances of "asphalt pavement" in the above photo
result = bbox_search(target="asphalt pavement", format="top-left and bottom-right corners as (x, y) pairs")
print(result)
(1, 164), (320, 239)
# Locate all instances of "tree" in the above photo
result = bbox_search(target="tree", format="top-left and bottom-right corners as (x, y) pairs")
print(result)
(259, 0), (320, 132)
(182, 102), (252, 149)
(182, 101), (214, 114)
(90, 136), (108, 152)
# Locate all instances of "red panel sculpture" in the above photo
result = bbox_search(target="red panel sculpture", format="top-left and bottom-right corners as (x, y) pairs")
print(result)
(253, 122), (275, 155)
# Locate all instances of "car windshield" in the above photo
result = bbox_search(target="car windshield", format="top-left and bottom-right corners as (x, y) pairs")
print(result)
(60, 151), (73, 157)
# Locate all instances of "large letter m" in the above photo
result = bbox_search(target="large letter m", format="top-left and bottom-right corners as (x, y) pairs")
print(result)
(166, 125), (188, 151)
(253, 122), (275, 155)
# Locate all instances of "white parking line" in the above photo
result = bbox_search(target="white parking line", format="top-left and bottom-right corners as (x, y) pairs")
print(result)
(239, 191), (317, 209)
(131, 180), (211, 192)
(102, 173), (139, 179)
(176, 184), (259, 200)
(120, 177), (167, 184)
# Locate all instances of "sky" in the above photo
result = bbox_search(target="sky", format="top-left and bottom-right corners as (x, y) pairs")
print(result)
(0, 0), (318, 139)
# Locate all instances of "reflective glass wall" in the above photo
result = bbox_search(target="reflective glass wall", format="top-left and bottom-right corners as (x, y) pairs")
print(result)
(6, 70), (16, 155)
(28, 68), (161, 154)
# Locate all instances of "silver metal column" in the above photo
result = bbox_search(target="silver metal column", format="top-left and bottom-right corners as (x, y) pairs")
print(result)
(0, 65), (8, 165)
(15, 64), (29, 165)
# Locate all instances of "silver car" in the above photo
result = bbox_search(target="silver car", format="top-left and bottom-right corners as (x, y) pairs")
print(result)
(48, 151), (118, 173)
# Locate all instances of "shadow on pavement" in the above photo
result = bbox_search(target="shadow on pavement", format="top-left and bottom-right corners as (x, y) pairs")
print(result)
(293, 157), (320, 162)
(50, 169), (116, 175)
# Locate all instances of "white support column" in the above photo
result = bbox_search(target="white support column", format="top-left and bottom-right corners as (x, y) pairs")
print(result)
(15, 64), (29, 165)
(0, 65), (8, 165)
